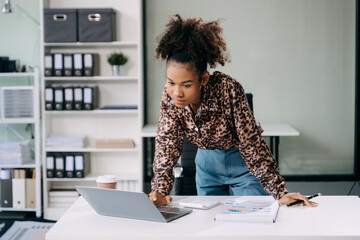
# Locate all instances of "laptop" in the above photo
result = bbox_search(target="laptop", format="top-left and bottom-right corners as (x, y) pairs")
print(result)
(75, 186), (192, 223)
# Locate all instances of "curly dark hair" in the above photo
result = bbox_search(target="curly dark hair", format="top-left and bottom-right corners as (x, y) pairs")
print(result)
(155, 14), (230, 74)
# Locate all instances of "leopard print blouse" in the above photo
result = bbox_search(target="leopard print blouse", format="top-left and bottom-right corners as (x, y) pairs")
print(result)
(151, 71), (288, 200)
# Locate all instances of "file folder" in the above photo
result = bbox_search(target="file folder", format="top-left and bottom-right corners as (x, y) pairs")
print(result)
(26, 178), (36, 209)
(74, 53), (83, 76)
(65, 155), (75, 178)
(54, 87), (64, 110)
(45, 87), (55, 110)
(44, 54), (54, 76)
(12, 169), (26, 209)
(83, 53), (95, 76)
(74, 153), (90, 178)
(63, 54), (74, 76)
(0, 169), (13, 208)
(64, 87), (74, 110)
(74, 87), (83, 110)
(19, 169), (26, 179)
(55, 154), (65, 178)
(46, 153), (55, 178)
(54, 53), (64, 76)
(83, 86), (99, 110)
(0, 179), (13, 208)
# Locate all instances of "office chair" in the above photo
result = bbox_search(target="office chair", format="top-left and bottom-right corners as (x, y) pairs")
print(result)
(174, 93), (254, 195)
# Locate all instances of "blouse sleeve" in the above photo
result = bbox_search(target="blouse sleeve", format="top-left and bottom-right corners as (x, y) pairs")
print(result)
(228, 79), (288, 200)
(151, 90), (184, 196)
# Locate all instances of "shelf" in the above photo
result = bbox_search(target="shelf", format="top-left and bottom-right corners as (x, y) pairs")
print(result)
(0, 118), (37, 124)
(41, 0), (143, 221)
(44, 41), (138, 48)
(0, 163), (36, 168)
(45, 109), (139, 115)
(46, 173), (139, 182)
(0, 207), (36, 212)
(44, 76), (138, 82)
(45, 147), (139, 153)
(141, 124), (157, 137)
(0, 72), (36, 77)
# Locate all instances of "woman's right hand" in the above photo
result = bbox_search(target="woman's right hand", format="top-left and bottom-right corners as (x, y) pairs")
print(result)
(148, 191), (172, 205)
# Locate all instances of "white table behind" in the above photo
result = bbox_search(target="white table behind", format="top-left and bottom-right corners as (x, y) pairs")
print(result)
(261, 123), (300, 136)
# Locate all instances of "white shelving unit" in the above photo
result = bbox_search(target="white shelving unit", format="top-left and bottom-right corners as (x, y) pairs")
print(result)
(0, 69), (42, 217)
(40, 0), (144, 220)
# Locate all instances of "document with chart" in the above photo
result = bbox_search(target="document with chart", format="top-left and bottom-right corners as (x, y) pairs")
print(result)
(215, 198), (280, 223)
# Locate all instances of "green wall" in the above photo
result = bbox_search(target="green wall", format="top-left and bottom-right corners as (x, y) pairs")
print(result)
(0, 0), (40, 69)
(0, 0), (39, 143)
(145, 0), (356, 176)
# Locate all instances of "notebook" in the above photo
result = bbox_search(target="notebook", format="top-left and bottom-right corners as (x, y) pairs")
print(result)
(75, 186), (192, 223)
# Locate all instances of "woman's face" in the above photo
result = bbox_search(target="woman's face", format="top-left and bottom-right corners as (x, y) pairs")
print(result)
(166, 60), (208, 108)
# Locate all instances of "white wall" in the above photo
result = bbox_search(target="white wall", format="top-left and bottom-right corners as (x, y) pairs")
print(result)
(145, 0), (356, 175)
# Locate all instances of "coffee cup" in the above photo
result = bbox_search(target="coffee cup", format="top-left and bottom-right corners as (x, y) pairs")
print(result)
(96, 175), (118, 189)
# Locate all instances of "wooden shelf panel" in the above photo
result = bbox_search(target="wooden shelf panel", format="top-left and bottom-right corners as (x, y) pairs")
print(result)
(45, 147), (139, 153)
(44, 76), (138, 82)
(45, 109), (139, 115)
(46, 173), (139, 182)
(44, 41), (138, 48)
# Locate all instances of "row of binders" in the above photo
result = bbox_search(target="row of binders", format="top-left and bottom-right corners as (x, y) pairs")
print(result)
(45, 85), (98, 111)
(0, 169), (36, 209)
(44, 53), (98, 77)
(46, 152), (90, 178)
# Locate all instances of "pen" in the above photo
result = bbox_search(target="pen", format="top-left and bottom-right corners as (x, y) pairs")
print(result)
(287, 193), (322, 207)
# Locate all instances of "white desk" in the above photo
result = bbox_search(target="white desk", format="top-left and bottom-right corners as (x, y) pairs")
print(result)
(46, 196), (360, 240)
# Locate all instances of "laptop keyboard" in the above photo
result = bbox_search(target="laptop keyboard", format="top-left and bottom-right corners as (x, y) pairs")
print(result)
(160, 211), (178, 220)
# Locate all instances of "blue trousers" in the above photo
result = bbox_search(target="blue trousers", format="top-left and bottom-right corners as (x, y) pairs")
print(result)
(195, 148), (269, 196)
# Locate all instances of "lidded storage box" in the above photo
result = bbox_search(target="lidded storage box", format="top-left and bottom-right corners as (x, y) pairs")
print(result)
(1, 87), (34, 118)
(78, 8), (116, 42)
(44, 9), (78, 42)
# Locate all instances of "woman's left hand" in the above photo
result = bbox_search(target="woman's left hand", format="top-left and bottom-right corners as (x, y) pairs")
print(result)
(279, 192), (318, 207)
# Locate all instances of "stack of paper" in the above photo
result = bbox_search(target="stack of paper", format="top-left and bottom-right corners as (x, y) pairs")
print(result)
(0, 141), (32, 164)
(46, 135), (86, 149)
(48, 188), (80, 208)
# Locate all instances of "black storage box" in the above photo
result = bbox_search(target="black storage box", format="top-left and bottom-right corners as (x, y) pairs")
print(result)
(78, 8), (116, 42)
(0, 56), (9, 72)
(7, 60), (18, 72)
(44, 9), (77, 42)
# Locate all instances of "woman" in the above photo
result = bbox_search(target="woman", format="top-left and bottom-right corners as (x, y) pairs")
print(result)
(149, 14), (317, 207)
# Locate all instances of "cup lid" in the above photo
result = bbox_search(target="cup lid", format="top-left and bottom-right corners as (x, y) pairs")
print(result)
(96, 175), (118, 183)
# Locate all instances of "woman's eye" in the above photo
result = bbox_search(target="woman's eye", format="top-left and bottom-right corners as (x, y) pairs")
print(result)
(184, 85), (191, 88)
(168, 82), (175, 86)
